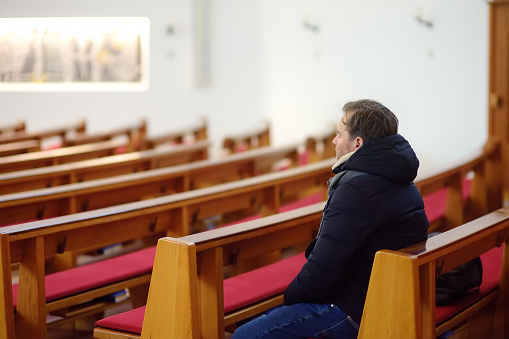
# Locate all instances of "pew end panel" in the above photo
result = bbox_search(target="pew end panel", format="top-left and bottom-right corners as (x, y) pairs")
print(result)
(359, 206), (509, 339)
(141, 238), (201, 339)
(358, 250), (422, 339)
(139, 205), (324, 339)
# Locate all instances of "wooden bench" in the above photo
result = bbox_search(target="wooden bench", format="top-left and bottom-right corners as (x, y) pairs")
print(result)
(0, 140), (40, 157)
(0, 140), (210, 194)
(415, 139), (502, 232)
(142, 118), (208, 149)
(0, 120), (86, 146)
(0, 158), (332, 338)
(0, 121), (25, 135)
(305, 123), (337, 162)
(0, 143), (302, 225)
(63, 120), (147, 152)
(0, 139), (130, 173)
(92, 204), (509, 339)
(222, 121), (270, 154)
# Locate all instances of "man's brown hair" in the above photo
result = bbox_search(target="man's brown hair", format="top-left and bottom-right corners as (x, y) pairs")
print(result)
(342, 99), (398, 141)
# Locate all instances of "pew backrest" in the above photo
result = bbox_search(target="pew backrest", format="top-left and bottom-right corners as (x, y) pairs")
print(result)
(0, 140), (210, 194)
(415, 139), (502, 232)
(0, 143), (301, 225)
(0, 139), (127, 173)
(0, 140), (40, 157)
(143, 118), (208, 149)
(0, 120), (86, 145)
(223, 121), (270, 154)
(63, 120), (147, 152)
(0, 121), (25, 135)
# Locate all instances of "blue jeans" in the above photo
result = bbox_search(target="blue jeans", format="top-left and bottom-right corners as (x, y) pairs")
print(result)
(231, 303), (359, 339)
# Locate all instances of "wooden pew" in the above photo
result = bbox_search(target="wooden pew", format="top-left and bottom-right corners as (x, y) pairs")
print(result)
(0, 121), (25, 135)
(415, 139), (502, 232)
(0, 120), (86, 146)
(93, 203), (324, 339)
(223, 121), (270, 154)
(92, 205), (509, 339)
(0, 158), (332, 338)
(0, 140), (40, 157)
(0, 143), (302, 225)
(0, 140), (210, 194)
(359, 206), (509, 339)
(142, 118), (208, 149)
(63, 120), (147, 152)
(305, 123), (337, 162)
(0, 139), (128, 173)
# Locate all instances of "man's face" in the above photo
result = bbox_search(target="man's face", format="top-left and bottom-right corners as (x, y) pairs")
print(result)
(332, 114), (358, 161)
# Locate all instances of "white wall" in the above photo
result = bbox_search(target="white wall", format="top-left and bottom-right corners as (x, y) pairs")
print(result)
(0, 0), (490, 174)
(260, 0), (489, 176)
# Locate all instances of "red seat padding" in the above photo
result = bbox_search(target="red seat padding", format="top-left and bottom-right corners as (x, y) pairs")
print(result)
(223, 253), (306, 313)
(12, 246), (156, 307)
(96, 305), (146, 335)
(435, 245), (503, 324)
(423, 178), (471, 224)
(95, 244), (503, 335)
(95, 253), (307, 334)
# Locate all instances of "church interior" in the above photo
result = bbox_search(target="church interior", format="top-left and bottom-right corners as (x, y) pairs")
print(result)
(1, 1), (509, 338)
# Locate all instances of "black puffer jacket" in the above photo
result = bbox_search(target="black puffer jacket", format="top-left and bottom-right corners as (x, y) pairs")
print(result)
(284, 134), (429, 324)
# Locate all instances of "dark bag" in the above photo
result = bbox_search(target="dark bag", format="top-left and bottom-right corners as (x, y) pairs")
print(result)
(428, 232), (483, 306)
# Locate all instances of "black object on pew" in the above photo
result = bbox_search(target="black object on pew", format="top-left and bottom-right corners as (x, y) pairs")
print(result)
(428, 232), (483, 306)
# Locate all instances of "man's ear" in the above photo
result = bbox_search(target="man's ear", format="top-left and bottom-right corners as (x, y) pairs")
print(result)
(355, 137), (364, 149)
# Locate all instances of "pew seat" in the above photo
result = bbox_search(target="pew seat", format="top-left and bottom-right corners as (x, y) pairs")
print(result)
(12, 246), (157, 309)
(92, 233), (504, 338)
(9, 192), (322, 316)
(95, 254), (308, 336)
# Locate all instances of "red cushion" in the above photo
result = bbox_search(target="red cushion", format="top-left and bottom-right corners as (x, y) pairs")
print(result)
(95, 253), (307, 334)
(435, 245), (503, 324)
(12, 246), (156, 307)
(423, 178), (471, 224)
(223, 253), (306, 313)
(96, 306), (146, 335)
(95, 244), (503, 334)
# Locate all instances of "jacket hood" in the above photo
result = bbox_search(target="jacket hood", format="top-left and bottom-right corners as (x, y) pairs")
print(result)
(333, 134), (419, 184)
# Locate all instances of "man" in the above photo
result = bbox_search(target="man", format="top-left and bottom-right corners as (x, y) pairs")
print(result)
(232, 99), (429, 339)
